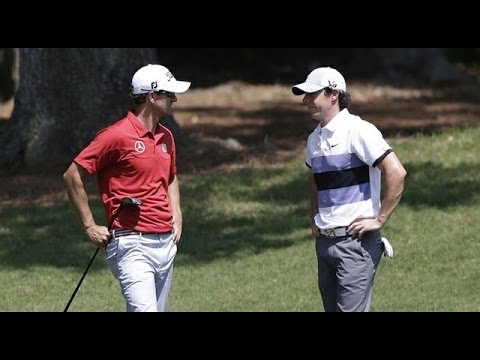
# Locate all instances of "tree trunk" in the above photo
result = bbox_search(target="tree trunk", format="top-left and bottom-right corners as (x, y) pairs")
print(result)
(0, 48), (161, 171)
(0, 48), (19, 102)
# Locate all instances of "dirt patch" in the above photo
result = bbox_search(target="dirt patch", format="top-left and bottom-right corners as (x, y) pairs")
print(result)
(1, 83), (479, 207)
(173, 82), (480, 173)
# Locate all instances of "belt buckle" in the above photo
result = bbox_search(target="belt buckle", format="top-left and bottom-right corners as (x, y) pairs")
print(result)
(324, 229), (336, 239)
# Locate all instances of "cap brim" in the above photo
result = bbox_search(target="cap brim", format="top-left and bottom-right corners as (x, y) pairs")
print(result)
(163, 80), (191, 94)
(292, 82), (325, 96)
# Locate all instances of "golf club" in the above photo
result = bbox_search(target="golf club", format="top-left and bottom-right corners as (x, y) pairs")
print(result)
(63, 197), (142, 312)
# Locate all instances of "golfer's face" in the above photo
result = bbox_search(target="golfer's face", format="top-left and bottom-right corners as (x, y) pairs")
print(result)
(152, 91), (177, 116)
(303, 89), (327, 119)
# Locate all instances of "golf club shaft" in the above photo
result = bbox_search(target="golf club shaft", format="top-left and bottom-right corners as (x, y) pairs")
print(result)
(63, 204), (124, 312)
(63, 247), (100, 312)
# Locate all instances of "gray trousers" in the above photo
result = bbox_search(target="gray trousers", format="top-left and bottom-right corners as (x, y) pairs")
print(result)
(315, 231), (384, 312)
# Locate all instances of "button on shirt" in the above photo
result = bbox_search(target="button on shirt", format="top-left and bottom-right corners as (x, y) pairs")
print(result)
(306, 109), (392, 229)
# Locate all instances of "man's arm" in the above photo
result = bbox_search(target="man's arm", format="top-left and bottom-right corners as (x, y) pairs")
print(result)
(63, 162), (110, 247)
(348, 152), (407, 238)
(168, 175), (182, 244)
(308, 171), (320, 238)
(376, 152), (407, 226)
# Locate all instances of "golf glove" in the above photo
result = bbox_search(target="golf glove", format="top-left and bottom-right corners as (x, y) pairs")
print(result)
(381, 237), (394, 259)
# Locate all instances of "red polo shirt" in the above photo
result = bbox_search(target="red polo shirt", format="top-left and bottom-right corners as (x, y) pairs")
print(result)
(74, 111), (177, 233)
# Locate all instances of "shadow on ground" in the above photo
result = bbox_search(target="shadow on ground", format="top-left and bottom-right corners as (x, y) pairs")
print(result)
(1, 158), (478, 269)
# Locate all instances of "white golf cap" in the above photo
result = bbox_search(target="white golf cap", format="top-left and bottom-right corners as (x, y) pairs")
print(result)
(131, 64), (191, 95)
(292, 67), (346, 95)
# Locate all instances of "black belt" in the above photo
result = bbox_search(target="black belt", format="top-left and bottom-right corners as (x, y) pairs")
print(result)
(111, 229), (170, 238)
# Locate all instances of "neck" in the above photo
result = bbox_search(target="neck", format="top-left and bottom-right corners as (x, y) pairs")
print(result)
(134, 107), (160, 133)
(319, 108), (341, 128)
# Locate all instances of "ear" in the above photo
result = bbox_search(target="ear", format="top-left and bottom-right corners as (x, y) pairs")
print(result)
(331, 89), (340, 100)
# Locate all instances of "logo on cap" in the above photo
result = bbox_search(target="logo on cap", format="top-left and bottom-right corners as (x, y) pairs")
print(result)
(328, 80), (337, 89)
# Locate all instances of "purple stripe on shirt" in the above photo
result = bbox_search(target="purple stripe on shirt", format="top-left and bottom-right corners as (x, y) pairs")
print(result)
(311, 153), (365, 173)
(318, 182), (371, 208)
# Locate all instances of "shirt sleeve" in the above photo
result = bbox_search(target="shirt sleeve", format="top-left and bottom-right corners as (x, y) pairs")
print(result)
(305, 133), (315, 168)
(74, 128), (118, 175)
(351, 121), (391, 167)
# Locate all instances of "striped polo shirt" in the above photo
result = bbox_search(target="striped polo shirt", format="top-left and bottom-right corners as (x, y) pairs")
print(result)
(306, 109), (392, 230)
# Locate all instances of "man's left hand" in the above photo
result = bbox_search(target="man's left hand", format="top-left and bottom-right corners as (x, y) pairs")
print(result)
(347, 217), (383, 239)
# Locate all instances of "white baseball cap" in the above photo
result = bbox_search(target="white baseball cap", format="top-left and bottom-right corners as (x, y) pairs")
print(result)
(292, 67), (346, 95)
(131, 64), (191, 95)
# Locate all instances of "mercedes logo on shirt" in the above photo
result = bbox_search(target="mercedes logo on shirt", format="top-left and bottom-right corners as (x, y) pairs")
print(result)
(134, 141), (146, 154)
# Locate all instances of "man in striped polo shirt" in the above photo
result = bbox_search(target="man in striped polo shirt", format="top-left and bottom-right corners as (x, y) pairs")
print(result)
(292, 67), (407, 312)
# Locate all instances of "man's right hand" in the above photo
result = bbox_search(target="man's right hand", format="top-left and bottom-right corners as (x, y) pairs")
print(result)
(85, 224), (110, 248)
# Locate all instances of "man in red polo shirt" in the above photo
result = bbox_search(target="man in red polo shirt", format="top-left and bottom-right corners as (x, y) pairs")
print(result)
(63, 64), (191, 312)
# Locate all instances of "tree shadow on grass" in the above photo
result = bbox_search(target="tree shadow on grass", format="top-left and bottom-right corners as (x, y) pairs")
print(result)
(0, 159), (478, 270)
(0, 168), (311, 269)
(401, 161), (480, 208)
(175, 166), (310, 266)
(0, 199), (108, 270)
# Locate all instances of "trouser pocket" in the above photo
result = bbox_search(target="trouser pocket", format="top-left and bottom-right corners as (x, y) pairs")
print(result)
(105, 238), (120, 279)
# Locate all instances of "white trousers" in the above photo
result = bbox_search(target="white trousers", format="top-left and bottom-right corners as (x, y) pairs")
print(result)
(106, 232), (177, 312)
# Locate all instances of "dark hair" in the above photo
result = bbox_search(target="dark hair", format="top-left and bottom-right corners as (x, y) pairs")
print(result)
(130, 93), (147, 105)
(323, 88), (351, 110)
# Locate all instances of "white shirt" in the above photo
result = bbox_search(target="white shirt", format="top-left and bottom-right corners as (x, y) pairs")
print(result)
(306, 109), (392, 229)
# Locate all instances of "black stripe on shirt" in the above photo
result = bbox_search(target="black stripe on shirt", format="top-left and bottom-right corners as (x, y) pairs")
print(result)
(373, 149), (392, 168)
(314, 165), (370, 191)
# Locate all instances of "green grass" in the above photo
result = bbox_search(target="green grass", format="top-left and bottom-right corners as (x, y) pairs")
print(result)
(1, 127), (479, 311)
